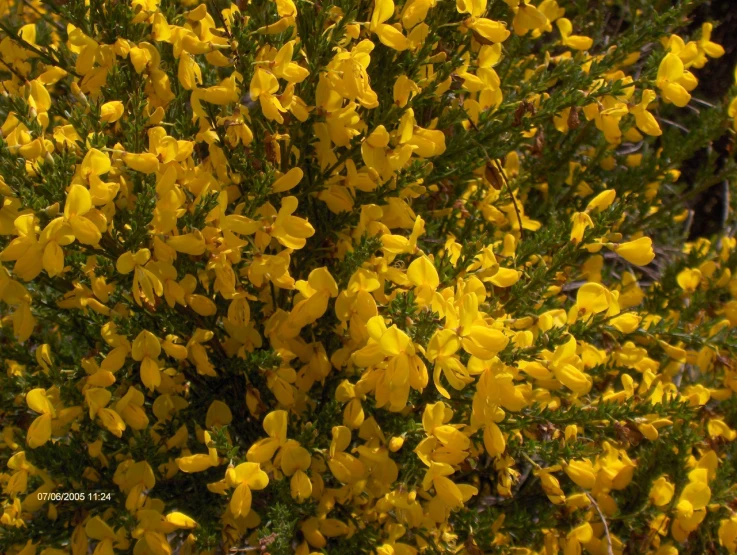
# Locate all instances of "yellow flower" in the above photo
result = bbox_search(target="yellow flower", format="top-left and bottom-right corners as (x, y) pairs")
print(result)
(422, 461), (478, 509)
(629, 90), (662, 137)
(116, 249), (163, 306)
(335, 380), (366, 429)
(672, 469), (711, 541)
(115, 387), (149, 430)
(132, 330), (162, 390)
(564, 522), (593, 554)
(549, 336), (593, 394)
(247, 409), (288, 463)
(176, 430), (220, 473)
(225, 462), (269, 517)
(656, 53), (692, 107)
(422, 401), (471, 454)
(84, 388), (126, 438)
(1, 214), (44, 281)
(407, 255), (439, 307)
(370, 0), (409, 51)
(570, 212), (593, 244)
(250, 67), (287, 123)
(692, 23), (725, 69)
(280, 267), (339, 338)
(100, 101), (124, 123)
(327, 426), (365, 484)
(272, 167), (304, 193)
(121, 461), (155, 511)
(269, 196), (315, 249)
(39, 218), (74, 277)
(535, 466), (566, 504)
(85, 516), (126, 555)
(720, 515), (737, 553)
(26, 388), (56, 448)
(464, 17), (511, 44)
(676, 268), (702, 294)
(572, 283), (615, 321)
(509, 0), (547, 36)
(446, 293), (510, 359)
(649, 476), (675, 506)
(556, 18), (592, 50)
(563, 458), (596, 489)
(456, 0), (486, 17)
(354, 315), (427, 410)
(426, 329), (472, 398)
(63, 184), (102, 245)
(613, 237), (655, 266)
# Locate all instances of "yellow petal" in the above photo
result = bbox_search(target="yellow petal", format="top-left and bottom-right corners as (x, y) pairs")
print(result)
(100, 101), (124, 123)
(85, 516), (117, 541)
(70, 216), (102, 245)
(123, 152), (160, 174)
(64, 185), (92, 219)
(469, 18), (511, 43)
(230, 482), (252, 517)
(290, 469), (312, 501)
(483, 422), (506, 456)
(165, 512), (197, 528)
(167, 232), (206, 255)
(376, 24), (409, 51)
(272, 167), (304, 193)
(615, 237), (655, 266)
(433, 475), (464, 508)
(281, 444), (311, 475)
(27, 414), (52, 448)
(81, 148), (111, 178)
(234, 462), (270, 490)
(407, 256), (439, 288)
(176, 453), (217, 473)
(658, 53), (684, 84)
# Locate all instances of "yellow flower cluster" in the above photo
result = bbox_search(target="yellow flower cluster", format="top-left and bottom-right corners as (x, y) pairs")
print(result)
(1, 0), (737, 554)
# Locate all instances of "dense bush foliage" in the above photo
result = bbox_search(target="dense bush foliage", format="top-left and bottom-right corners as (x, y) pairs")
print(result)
(1, 0), (737, 553)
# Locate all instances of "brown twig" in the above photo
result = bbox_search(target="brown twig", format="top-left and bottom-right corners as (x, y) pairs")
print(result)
(461, 103), (525, 238)
(0, 57), (26, 82)
(586, 492), (614, 555)
(474, 139), (525, 240)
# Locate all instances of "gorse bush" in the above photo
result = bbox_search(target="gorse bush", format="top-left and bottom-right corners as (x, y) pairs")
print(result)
(1, 0), (737, 553)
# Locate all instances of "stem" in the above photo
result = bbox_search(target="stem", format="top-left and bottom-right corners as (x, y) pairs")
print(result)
(586, 492), (614, 555)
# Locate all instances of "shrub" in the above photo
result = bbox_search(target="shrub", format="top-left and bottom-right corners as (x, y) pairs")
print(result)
(1, 0), (737, 553)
